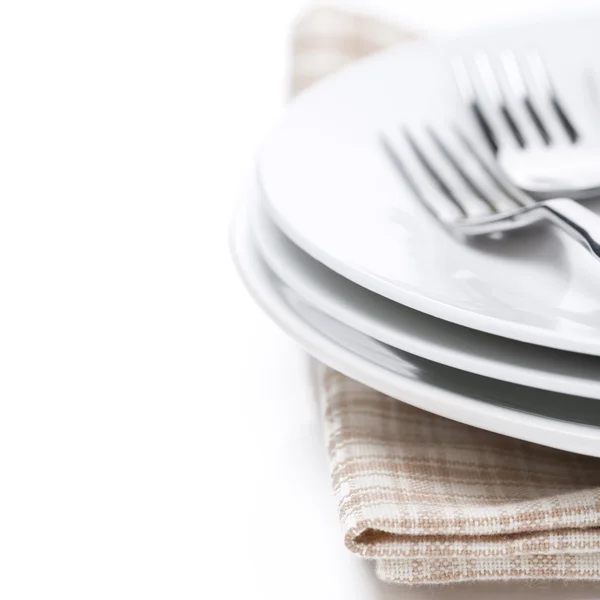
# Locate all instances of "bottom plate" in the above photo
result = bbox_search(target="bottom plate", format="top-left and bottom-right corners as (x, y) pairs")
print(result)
(230, 191), (600, 458)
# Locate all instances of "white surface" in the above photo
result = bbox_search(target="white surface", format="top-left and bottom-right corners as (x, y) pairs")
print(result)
(252, 189), (600, 398)
(259, 15), (600, 355)
(3, 0), (600, 599)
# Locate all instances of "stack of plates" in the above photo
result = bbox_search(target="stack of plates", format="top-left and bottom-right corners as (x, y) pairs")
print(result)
(231, 16), (600, 457)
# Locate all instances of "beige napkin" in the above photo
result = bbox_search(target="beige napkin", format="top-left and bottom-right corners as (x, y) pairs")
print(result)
(292, 8), (600, 585)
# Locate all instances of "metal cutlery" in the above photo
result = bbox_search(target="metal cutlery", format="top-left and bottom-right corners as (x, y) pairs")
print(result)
(380, 127), (600, 261)
(452, 52), (600, 201)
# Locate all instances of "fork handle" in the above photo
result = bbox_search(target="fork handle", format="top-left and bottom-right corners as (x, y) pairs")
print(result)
(542, 198), (600, 261)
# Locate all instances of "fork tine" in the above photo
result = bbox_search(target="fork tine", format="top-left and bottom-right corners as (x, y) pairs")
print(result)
(452, 58), (498, 154)
(379, 132), (466, 223)
(501, 51), (551, 145)
(426, 127), (499, 213)
(527, 52), (579, 143)
(402, 128), (468, 218)
(452, 127), (533, 208)
(382, 126), (531, 224)
(379, 133), (433, 211)
(474, 53), (526, 148)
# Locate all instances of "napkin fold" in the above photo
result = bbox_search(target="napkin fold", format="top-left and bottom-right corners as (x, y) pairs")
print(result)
(292, 8), (600, 584)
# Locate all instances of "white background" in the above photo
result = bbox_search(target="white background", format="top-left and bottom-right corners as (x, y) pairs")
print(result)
(2, 0), (600, 598)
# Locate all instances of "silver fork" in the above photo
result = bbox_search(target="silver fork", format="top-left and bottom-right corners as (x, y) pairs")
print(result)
(453, 52), (600, 201)
(380, 127), (600, 261)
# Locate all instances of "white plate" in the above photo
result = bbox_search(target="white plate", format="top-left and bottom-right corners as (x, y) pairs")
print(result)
(258, 15), (600, 355)
(251, 189), (600, 398)
(231, 193), (600, 457)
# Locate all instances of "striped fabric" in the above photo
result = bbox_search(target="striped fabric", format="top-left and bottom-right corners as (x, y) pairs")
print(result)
(292, 9), (600, 584)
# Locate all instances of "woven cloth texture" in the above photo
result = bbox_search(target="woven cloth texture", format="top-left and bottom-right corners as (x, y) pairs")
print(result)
(291, 8), (600, 585)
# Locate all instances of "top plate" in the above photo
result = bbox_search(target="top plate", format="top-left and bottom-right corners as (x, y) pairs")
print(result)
(259, 15), (600, 354)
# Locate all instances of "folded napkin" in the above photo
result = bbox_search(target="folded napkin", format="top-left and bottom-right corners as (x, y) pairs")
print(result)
(292, 8), (600, 585)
